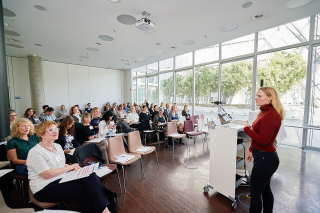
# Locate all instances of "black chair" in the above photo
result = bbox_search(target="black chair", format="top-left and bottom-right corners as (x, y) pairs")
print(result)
(140, 120), (156, 146)
(69, 143), (105, 166)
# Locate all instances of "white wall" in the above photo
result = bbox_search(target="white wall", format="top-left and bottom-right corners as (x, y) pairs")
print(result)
(6, 56), (126, 117)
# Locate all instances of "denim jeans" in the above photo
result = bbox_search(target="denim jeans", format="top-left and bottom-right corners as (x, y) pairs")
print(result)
(250, 149), (279, 213)
(16, 164), (28, 175)
(118, 120), (130, 132)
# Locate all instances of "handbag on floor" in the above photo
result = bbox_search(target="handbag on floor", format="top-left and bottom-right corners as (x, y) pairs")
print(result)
(103, 186), (119, 213)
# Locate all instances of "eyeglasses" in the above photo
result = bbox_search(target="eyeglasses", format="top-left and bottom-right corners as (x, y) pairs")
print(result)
(10, 115), (17, 117)
(46, 128), (60, 132)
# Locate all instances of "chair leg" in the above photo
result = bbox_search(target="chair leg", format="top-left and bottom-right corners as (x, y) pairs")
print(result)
(172, 138), (174, 155)
(14, 180), (22, 207)
(116, 168), (123, 194)
(202, 134), (204, 150)
(122, 166), (126, 194)
(139, 157), (146, 180)
(145, 134), (147, 146)
(21, 180), (25, 207)
(155, 149), (160, 169)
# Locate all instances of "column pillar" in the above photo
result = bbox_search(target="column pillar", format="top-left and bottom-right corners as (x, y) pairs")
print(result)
(0, 0), (10, 138)
(28, 55), (44, 116)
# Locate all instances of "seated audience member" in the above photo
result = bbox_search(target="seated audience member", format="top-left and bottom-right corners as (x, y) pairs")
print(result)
(174, 103), (181, 114)
(105, 105), (117, 123)
(104, 102), (110, 112)
(139, 103), (146, 114)
(77, 113), (108, 161)
(168, 105), (184, 144)
(152, 105), (159, 118)
(135, 104), (140, 116)
(26, 121), (112, 213)
(182, 104), (190, 120)
(149, 103), (155, 119)
(127, 102), (131, 109)
(75, 104), (82, 115)
(7, 118), (39, 175)
(98, 111), (117, 138)
(9, 110), (18, 129)
(58, 105), (69, 120)
(39, 105), (49, 118)
(126, 106), (140, 130)
(160, 102), (165, 109)
(54, 116), (79, 162)
(39, 107), (56, 122)
(116, 104), (130, 133)
(123, 103), (129, 113)
(139, 105), (151, 122)
(111, 102), (118, 112)
(24, 108), (41, 124)
(152, 108), (168, 148)
(85, 103), (92, 114)
(144, 99), (149, 108)
(90, 107), (101, 134)
(70, 105), (82, 128)
(163, 103), (171, 120)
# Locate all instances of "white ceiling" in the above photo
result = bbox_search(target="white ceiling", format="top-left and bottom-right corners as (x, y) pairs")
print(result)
(3, 0), (320, 70)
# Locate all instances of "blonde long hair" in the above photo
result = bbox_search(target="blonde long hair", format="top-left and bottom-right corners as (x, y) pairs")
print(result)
(259, 87), (285, 120)
(11, 118), (35, 138)
(90, 107), (101, 119)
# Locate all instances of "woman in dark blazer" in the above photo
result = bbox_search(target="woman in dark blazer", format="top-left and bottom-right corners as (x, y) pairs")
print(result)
(54, 116), (79, 162)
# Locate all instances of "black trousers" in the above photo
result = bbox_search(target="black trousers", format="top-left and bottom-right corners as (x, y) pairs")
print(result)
(34, 173), (110, 213)
(0, 172), (14, 205)
(250, 149), (279, 213)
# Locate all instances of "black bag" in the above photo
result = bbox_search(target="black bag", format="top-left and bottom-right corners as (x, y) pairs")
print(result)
(103, 187), (119, 213)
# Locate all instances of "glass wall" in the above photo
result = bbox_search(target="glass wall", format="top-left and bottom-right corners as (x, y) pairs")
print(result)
(195, 64), (219, 117)
(221, 59), (253, 120)
(132, 13), (320, 149)
(176, 70), (193, 112)
(159, 72), (174, 104)
(147, 76), (158, 105)
(258, 17), (310, 51)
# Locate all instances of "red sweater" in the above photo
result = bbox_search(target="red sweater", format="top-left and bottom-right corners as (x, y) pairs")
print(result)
(244, 104), (281, 153)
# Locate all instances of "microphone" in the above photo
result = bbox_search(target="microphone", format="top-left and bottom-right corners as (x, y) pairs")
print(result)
(211, 101), (225, 105)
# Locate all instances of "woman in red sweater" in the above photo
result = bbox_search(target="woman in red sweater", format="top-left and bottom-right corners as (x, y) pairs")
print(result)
(244, 87), (284, 213)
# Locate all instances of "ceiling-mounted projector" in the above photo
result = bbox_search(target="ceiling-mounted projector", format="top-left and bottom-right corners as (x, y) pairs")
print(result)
(136, 11), (156, 33)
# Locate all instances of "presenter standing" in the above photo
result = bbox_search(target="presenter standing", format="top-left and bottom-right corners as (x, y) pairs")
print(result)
(244, 87), (284, 213)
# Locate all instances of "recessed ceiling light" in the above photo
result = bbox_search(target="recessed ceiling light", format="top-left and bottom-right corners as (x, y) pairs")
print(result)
(6, 44), (23, 48)
(170, 47), (176, 49)
(181, 40), (195, 45)
(4, 30), (20, 36)
(252, 14), (266, 20)
(285, 0), (314, 8)
(95, 43), (101, 46)
(117, 14), (137, 25)
(79, 59), (82, 61)
(8, 38), (19, 42)
(120, 59), (125, 61)
(156, 43), (161, 45)
(34, 5), (47, 11)
(79, 56), (89, 59)
(109, 0), (121, 2)
(3, 8), (16, 17)
(35, 43), (42, 46)
(155, 50), (167, 54)
(219, 23), (239, 32)
(134, 61), (137, 63)
(137, 58), (147, 61)
(86, 47), (99, 52)
(242, 2), (254, 8)
(98, 35), (114, 41)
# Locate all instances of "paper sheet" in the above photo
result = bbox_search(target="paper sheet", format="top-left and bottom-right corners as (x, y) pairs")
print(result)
(136, 146), (152, 152)
(169, 134), (180, 137)
(60, 163), (99, 183)
(95, 166), (112, 178)
(0, 169), (13, 178)
(87, 138), (104, 143)
(66, 148), (76, 155)
(114, 154), (135, 163)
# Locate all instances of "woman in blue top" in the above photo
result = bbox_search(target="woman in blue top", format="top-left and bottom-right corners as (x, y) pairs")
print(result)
(168, 105), (184, 132)
(7, 118), (39, 175)
(90, 107), (101, 134)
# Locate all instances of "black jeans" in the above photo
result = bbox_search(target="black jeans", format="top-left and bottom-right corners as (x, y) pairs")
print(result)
(34, 173), (110, 213)
(250, 149), (279, 213)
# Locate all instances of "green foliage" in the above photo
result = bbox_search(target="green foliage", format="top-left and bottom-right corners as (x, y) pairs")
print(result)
(159, 50), (306, 105)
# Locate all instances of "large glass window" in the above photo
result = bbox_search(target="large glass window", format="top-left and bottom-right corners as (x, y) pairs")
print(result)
(147, 76), (158, 105)
(195, 45), (219, 65)
(147, 62), (158, 75)
(258, 17), (310, 52)
(137, 77), (146, 105)
(195, 64), (219, 118)
(308, 45), (320, 148)
(315, 13), (320, 40)
(134, 66), (147, 77)
(257, 46), (308, 146)
(175, 52), (193, 69)
(221, 58), (253, 120)
(159, 58), (173, 72)
(176, 70), (193, 113)
(159, 72), (174, 105)
(222, 34), (254, 59)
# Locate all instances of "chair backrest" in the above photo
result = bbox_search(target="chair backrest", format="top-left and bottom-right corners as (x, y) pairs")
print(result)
(199, 114), (204, 120)
(184, 120), (195, 133)
(108, 136), (126, 163)
(82, 156), (100, 167)
(197, 119), (206, 131)
(179, 116), (186, 126)
(140, 119), (151, 131)
(128, 131), (143, 153)
(167, 122), (178, 136)
(190, 115), (197, 125)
